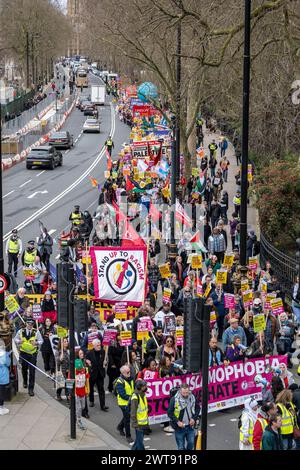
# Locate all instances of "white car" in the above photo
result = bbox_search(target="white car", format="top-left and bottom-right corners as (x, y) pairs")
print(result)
(83, 118), (100, 133)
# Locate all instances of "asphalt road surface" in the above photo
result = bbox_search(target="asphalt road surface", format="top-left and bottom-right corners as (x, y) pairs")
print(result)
(3, 71), (130, 273)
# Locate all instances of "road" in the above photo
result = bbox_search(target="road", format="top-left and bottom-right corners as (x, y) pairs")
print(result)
(3, 72), (129, 272)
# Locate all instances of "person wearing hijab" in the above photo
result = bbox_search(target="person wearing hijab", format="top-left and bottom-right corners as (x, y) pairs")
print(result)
(278, 363), (295, 389)
(239, 398), (259, 450)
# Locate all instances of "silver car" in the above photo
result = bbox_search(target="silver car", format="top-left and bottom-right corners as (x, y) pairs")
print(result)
(83, 118), (100, 133)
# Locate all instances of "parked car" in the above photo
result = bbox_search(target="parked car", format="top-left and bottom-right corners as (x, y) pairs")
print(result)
(26, 146), (63, 170)
(48, 131), (74, 149)
(83, 118), (100, 133)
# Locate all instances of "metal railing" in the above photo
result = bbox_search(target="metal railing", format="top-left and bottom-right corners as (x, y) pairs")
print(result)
(260, 231), (297, 297)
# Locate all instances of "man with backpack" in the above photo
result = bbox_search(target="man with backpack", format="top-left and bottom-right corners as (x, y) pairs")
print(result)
(115, 365), (135, 443)
(168, 383), (200, 450)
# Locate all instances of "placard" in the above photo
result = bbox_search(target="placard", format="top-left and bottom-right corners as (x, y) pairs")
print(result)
(176, 327), (183, 346)
(224, 293), (235, 309)
(248, 256), (258, 271)
(241, 279), (249, 292)
(137, 321), (149, 340)
(32, 303), (43, 321)
(270, 298), (284, 316)
(57, 325), (68, 338)
(192, 168), (200, 177)
(115, 302), (128, 320)
(216, 269), (227, 284)
(162, 288), (172, 304)
(191, 255), (202, 270)
(223, 255), (234, 268)
(204, 283), (212, 298)
(5, 295), (20, 314)
(265, 292), (277, 309)
(253, 314), (266, 333)
(159, 263), (171, 279)
(242, 290), (253, 307)
(120, 330), (132, 347)
(102, 329), (118, 346)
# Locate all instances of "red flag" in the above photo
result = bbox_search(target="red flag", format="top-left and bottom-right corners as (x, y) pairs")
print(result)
(121, 219), (145, 247)
(189, 230), (200, 243)
(149, 202), (161, 223)
(126, 177), (135, 191)
(175, 200), (193, 228)
(106, 147), (112, 171)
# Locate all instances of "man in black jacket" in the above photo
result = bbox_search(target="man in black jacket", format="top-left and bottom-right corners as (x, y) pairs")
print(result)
(86, 339), (109, 411)
(145, 327), (163, 360)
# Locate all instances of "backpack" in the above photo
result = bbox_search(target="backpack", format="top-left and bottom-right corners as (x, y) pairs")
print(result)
(113, 377), (123, 397)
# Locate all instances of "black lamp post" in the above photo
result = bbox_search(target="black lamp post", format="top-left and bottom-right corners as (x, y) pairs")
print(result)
(0, 102), (4, 311)
(239, 0), (251, 266)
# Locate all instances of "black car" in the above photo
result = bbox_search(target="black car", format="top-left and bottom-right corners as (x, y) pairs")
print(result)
(83, 103), (96, 116)
(48, 131), (74, 149)
(26, 146), (63, 170)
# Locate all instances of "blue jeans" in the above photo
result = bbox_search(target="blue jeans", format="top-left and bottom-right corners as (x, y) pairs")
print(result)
(282, 436), (295, 450)
(175, 426), (195, 450)
(131, 429), (145, 450)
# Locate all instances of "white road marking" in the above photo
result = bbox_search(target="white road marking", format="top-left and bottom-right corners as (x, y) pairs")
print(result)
(165, 433), (173, 436)
(144, 438), (151, 441)
(3, 190), (15, 198)
(65, 150), (70, 154)
(209, 424), (216, 427)
(3, 103), (115, 242)
(36, 170), (45, 177)
(48, 229), (57, 235)
(74, 138), (79, 143)
(145, 446), (151, 449)
(19, 179), (32, 188)
(230, 419), (237, 422)
(27, 190), (48, 199)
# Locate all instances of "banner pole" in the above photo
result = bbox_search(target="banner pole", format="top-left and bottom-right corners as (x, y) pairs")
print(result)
(126, 346), (130, 364)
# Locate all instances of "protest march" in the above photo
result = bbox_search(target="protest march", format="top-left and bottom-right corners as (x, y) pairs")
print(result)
(1, 73), (300, 454)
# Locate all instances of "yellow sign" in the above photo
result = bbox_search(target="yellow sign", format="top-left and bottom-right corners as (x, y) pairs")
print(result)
(210, 312), (217, 322)
(82, 256), (91, 264)
(120, 331), (132, 345)
(23, 268), (34, 277)
(159, 263), (171, 279)
(112, 171), (118, 179)
(192, 168), (200, 177)
(253, 314), (266, 333)
(57, 326), (68, 338)
(261, 281), (267, 293)
(241, 279), (249, 292)
(223, 255), (234, 268)
(191, 255), (202, 270)
(248, 256), (258, 270)
(216, 269), (227, 284)
(204, 283), (212, 298)
(5, 295), (20, 313)
(242, 290), (253, 305)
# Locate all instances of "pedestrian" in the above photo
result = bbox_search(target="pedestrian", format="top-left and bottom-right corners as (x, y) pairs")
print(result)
(145, 327), (164, 361)
(225, 335), (246, 362)
(207, 227), (226, 264)
(208, 139), (218, 160)
(86, 339), (109, 411)
(116, 364), (135, 443)
(261, 414), (284, 450)
(37, 227), (53, 272)
(253, 402), (278, 450)
(69, 205), (83, 227)
(222, 317), (247, 351)
(105, 135), (114, 156)
(131, 379), (149, 450)
(30, 256), (47, 294)
(239, 397), (259, 450)
(229, 213), (239, 250)
(22, 240), (40, 267)
(0, 340), (11, 415)
(39, 318), (56, 376)
(275, 389), (296, 449)
(107, 335), (124, 393)
(168, 383), (200, 450)
(55, 337), (70, 402)
(80, 322), (102, 354)
(14, 318), (43, 396)
(6, 229), (22, 278)
(41, 291), (57, 324)
(233, 189), (241, 217)
(208, 335), (225, 366)
(75, 350), (90, 430)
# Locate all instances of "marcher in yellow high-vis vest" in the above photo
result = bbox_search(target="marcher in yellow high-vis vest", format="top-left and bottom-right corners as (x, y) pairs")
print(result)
(5, 229), (22, 277)
(69, 205), (82, 226)
(239, 398), (259, 450)
(276, 390), (297, 450)
(22, 240), (39, 267)
(116, 366), (135, 443)
(14, 318), (43, 397)
(130, 379), (149, 450)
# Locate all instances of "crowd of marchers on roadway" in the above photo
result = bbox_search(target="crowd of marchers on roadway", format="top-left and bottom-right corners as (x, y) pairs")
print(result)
(1, 78), (300, 452)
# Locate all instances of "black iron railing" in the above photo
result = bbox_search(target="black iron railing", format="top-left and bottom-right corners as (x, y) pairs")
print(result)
(260, 232), (297, 298)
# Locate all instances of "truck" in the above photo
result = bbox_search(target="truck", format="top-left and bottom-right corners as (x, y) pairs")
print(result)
(90, 84), (106, 106)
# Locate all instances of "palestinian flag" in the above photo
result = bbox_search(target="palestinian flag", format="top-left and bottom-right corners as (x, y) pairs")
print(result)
(126, 177), (135, 191)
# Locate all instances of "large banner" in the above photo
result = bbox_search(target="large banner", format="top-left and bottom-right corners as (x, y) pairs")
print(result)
(90, 246), (147, 306)
(146, 356), (286, 424)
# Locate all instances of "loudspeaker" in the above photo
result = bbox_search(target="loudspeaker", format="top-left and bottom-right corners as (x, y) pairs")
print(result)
(56, 263), (72, 328)
(183, 297), (204, 372)
(74, 299), (88, 333)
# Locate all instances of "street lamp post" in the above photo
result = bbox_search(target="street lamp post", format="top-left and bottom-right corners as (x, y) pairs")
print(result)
(175, 1), (182, 183)
(0, 102), (4, 310)
(239, 0), (251, 266)
(169, 117), (177, 262)
(200, 302), (211, 450)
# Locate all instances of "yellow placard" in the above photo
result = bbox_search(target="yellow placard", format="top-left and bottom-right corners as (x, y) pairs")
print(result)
(253, 314), (266, 333)
(82, 256), (91, 264)
(5, 295), (20, 313)
(242, 290), (253, 304)
(120, 331), (132, 344)
(191, 255), (202, 270)
(57, 326), (68, 338)
(223, 255), (234, 268)
(248, 256), (258, 270)
(216, 269), (228, 284)
(241, 279), (249, 292)
(210, 312), (217, 322)
(204, 283), (212, 298)
(145, 177), (152, 184)
(159, 263), (171, 279)
(261, 281), (267, 293)
(112, 171), (118, 179)
(23, 268), (34, 277)
(192, 168), (200, 177)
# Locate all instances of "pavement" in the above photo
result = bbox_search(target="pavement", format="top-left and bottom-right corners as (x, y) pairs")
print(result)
(0, 379), (126, 450)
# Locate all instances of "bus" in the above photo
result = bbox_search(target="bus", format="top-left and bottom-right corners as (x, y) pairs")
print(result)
(75, 68), (88, 88)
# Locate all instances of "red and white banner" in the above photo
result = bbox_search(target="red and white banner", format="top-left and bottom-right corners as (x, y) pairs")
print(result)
(146, 355), (286, 424)
(90, 246), (147, 306)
